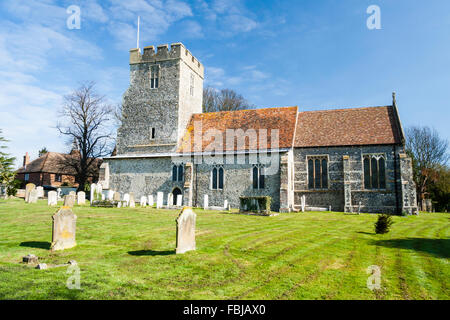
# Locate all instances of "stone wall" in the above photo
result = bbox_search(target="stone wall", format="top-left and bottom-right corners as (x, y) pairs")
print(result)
(293, 145), (412, 213)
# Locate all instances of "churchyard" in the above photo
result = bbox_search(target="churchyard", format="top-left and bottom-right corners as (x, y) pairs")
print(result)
(0, 198), (448, 300)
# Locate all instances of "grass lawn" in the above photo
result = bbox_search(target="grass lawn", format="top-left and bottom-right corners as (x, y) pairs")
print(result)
(0, 198), (448, 300)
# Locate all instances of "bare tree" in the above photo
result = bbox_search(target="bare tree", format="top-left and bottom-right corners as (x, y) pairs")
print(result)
(56, 82), (114, 191)
(203, 87), (253, 113)
(405, 126), (449, 203)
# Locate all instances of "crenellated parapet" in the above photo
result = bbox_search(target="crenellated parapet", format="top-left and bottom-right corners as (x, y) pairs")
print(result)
(129, 42), (204, 78)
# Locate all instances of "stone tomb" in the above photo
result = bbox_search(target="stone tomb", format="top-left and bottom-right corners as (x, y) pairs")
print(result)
(48, 191), (57, 206)
(51, 207), (77, 251)
(176, 207), (197, 254)
(77, 191), (86, 205)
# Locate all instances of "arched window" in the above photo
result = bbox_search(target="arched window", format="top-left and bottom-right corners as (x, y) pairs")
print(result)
(252, 165), (265, 189)
(363, 155), (386, 189)
(211, 166), (224, 190)
(307, 156), (328, 189)
(172, 164), (184, 182)
(178, 165), (183, 182)
(172, 165), (178, 182)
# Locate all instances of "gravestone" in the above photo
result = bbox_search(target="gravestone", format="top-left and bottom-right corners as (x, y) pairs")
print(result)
(28, 189), (38, 203)
(358, 201), (362, 215)
(113, 192), (121, 202)
(117, 201), (122, 208)
(51, 207), (77, 251)
(123, 193), (130, 207)
(107, 190), (115, 201)
(48, 191), (57, 206)
(204, 194), (208, 209)
(97, 184), (103, 197)
(167, 193), (173, 207)
(77, 191), (86, 205)
(176, 194), (183, 207)
(36, 186), (44, 198)
(148, 195), (154, 207)
(57, 188), (62, 200)
(101, 193), (105, 201)
(69, 191), (76, 196)
(224, 200), (228, 210)
(176, 207), (196, 254)
(156, 192), (163, 209)
(301, 195), (306, 212)
(129, 193), (135, 208)
(90, 183), (96, 204)
(140, 196), (147, 207)
(25, 183), (36, 202)
(63, 194), (75, 207)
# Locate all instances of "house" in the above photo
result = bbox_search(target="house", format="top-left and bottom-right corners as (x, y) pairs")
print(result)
(16, 146), (101, 189)
(101, 43), (418, 214)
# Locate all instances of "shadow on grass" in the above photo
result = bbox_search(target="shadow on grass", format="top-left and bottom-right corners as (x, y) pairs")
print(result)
(357, 231), (376, 235)
(128, 249), (175, 256)
(372, 238), (450, 259)
(20, 241), (51, 249)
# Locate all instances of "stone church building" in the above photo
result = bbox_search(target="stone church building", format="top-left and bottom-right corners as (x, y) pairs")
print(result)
(102, 43), (418, 214)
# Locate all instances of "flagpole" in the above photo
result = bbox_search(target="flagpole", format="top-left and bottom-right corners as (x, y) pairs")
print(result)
(137, 16), (140, 51)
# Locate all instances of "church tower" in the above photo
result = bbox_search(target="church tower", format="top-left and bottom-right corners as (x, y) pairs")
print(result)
(116, 43), (204, 155)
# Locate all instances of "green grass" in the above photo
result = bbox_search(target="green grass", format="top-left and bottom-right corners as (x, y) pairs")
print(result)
(0, 198), (448, 300)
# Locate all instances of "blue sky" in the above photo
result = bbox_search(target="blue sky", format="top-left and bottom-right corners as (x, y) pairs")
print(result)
(0, 0), (449, 168)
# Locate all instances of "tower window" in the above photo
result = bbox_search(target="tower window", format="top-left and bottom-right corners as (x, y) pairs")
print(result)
(172, 164), (184, 182)
(190, 73), (194, 96)
(363, 155), (386, 189)
(307, 156), (328, 189)
(252, 165), (265, 189)
(150, 65), (160, 89)
(151, 128), (156, 139)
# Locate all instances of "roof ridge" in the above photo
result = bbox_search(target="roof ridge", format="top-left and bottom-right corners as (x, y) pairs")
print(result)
(299, 105), (392, 113)
(195, 106), (298, 116)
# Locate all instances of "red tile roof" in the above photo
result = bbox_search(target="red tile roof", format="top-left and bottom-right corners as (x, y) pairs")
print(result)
(17, 152), (101, 174)
(294, 106), (402, 147)
(177, 107), (298, 153)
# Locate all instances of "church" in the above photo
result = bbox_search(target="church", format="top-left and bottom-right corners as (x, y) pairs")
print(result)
(101, 42), (418, 214)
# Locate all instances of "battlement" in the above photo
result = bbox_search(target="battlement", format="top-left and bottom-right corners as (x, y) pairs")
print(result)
(130, 42), (204, 78)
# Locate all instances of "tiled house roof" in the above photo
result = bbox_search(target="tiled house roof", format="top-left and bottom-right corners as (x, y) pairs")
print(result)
(294, 106), (402, 147)
(177, 106), (298, 153)
(17, 152), (101, 174)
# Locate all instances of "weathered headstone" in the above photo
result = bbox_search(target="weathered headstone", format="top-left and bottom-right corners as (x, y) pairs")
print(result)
(224, 200), (228, 210)
(117, 201), (122, 208)
(156, 192), (163, 209)
(176, 194), (183, 207)
(77, 191), (86, 205)
(358, 201), (362, 215)
(25, 183), (36, 202)
(140, 196), (147, 207)
(51, 207), (77, 251)
(176, 207), (196, 254)
(69, 191), (76, 196)
(148, 195), (154, 207)
(167, 193), (173, 207)
(63, 194), (75, 207)
(204, 194), (208, 209)
(301, 195), (306, 212)
(123, 193), (130, 207)
(90, 183), (96, 204)
(107, 190), (115, 201)
(48, 191), (57, 206)
(28, 189), (38, 203)
(36, 186), (44, 198)
(113, 192), (121, 202)
(129, 193), (135, 208)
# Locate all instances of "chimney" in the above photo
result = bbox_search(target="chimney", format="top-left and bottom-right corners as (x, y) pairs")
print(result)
(23, 152), (30, 168)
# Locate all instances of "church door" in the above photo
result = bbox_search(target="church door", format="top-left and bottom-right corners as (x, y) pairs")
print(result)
(172, 187), (182, 205)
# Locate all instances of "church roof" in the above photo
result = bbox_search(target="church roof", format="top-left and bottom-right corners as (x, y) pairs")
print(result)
(294, 106), (403, 147)
(177, 106), (298, 153)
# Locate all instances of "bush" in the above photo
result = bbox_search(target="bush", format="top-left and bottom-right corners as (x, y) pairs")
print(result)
(6, 179), (21, 197)
(375, 214), (394, 234)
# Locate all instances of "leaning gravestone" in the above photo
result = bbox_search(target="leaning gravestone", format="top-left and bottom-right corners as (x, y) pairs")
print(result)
(148, 195), (154, 207)
(176, 194), (183, 207)
(28, 189), (38, 203)
(25, 183), (36, 202)
(36, 186), (44, 198)
(176, 207), (197, 254)
(156, 192), (163, 209)
(77, 191), (85, 205)
(63, 194), (75, 208)
(51, 207), (77, 251)
(48, 191), (57, 206)
(140, 196), (147, 207)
